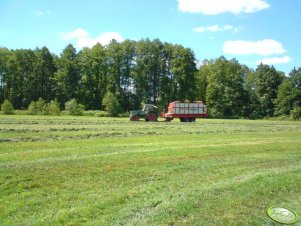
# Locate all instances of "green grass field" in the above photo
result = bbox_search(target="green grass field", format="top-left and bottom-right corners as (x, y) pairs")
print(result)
(0, 115), (301, 225)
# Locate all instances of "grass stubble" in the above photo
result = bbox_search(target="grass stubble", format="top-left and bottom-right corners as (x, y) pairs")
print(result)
(0, 115), (300, 225)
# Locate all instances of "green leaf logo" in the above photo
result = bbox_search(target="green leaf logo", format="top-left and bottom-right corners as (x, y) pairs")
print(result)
(267, 207), (299, 224)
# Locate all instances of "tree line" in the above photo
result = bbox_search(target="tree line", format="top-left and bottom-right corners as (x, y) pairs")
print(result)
(0, 38), (300, 119)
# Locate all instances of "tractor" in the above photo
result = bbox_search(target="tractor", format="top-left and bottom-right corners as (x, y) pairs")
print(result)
(129, 104), (158, 122)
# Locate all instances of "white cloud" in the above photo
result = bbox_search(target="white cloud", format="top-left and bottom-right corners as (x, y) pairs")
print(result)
(60, 28), (124, 48)
(193, 24), (236, 32)
(256, 56), (292, 65)
(178, 0), (270, 15)
(60, 28), (89, 41)
(33, 10), (53, 16)
(223, 39), (286, 56)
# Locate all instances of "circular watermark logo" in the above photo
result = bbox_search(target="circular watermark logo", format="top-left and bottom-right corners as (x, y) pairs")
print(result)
(267, 207), (299, 224)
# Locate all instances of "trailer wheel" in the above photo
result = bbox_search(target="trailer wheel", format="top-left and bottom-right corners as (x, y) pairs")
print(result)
(180, 118), (190, 122)
(147, 113), (157, 122)
(130, 115), (139, 121)
(190, 118), (196, 122)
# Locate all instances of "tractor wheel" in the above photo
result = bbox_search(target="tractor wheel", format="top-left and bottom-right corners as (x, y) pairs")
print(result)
(130, 115), (139, 121)
(147, 113), (157, 122)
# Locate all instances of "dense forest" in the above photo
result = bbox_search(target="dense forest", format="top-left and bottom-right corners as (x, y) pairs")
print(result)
(0, 38), (300, 118)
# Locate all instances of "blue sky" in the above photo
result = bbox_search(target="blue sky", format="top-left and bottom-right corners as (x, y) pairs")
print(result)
(0, 0), (300, 74)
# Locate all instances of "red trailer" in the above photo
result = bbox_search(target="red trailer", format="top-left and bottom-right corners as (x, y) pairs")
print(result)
(161, 101), (208, 122)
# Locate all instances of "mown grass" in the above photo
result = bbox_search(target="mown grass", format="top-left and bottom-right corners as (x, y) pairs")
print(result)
(0, 115), (301, 225)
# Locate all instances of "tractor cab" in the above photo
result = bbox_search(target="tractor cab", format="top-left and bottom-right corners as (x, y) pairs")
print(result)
(143, 104), (158, 114)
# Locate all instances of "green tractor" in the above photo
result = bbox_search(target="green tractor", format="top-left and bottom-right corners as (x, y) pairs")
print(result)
(129, 104), (158, 122)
